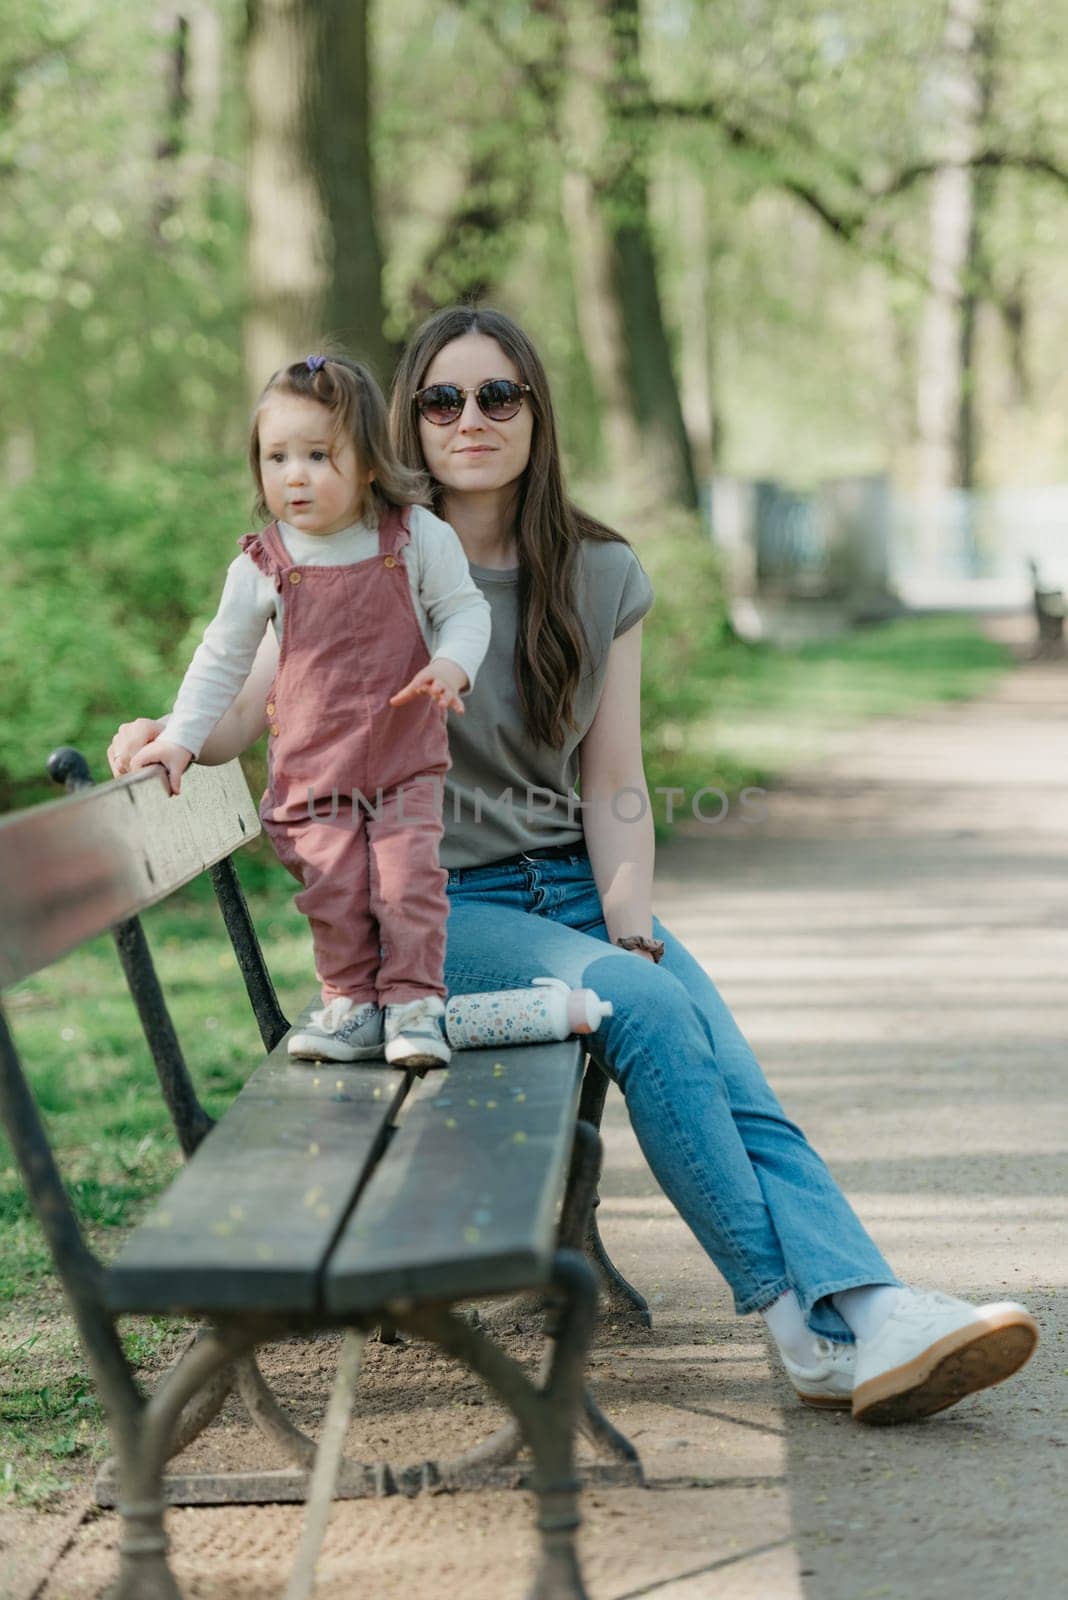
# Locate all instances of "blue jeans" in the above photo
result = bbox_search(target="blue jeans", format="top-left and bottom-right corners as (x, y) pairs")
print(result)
(445, 847), (898, 1341)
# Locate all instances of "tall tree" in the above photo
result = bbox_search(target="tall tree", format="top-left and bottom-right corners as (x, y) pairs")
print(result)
(562, 0), (699, 509)
(915, 0), (989, 513)
(957, 10), (1000, 489)
(245, 0), (394, 391)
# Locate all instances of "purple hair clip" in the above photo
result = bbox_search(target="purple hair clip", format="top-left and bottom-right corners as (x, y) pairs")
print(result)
(305, 354), (327, 372)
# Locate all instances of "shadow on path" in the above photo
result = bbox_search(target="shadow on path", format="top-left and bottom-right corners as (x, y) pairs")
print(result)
(648, 628), (1068, 1599)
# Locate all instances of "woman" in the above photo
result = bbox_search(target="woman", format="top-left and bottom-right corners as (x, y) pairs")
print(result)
(109, 306), (1038, 1425)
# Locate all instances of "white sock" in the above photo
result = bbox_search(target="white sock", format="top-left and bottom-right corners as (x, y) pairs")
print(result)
(761, 1289), (825, 1365)
(832, 1285), (906, 1343)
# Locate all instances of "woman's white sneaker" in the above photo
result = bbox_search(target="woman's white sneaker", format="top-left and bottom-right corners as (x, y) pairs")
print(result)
(851, 1290), (1039, 1425)
(781, 1336), (856, 1409)
(287, 998), (383, 1062)
(384, 995), (451, 1069)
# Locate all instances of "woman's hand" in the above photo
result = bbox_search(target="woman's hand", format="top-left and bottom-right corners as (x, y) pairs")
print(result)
(130, 738), (194, 796)
(390, 658), (468, 715)
(107, 718), (164, 777)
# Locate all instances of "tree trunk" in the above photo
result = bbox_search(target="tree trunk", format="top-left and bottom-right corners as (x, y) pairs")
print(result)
(405, 147), (534, 328)
(561, 164), (645, 481)
(561, 0), (698, 510)
(957, 14), (998, 491)
(673, 167), (720, 485)
(914, 0), (987, 523)
(186, 1), (224, 194)
(245, 0), (393, 397)
(151, 9), (190, 239)
(957, 170), (991, 493)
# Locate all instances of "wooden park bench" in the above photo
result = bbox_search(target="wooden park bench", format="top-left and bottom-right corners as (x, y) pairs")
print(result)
(0, 748), (645, 1600)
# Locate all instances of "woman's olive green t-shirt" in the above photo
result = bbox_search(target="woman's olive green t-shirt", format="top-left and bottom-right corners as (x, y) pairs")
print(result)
(441, 537), (654, 870)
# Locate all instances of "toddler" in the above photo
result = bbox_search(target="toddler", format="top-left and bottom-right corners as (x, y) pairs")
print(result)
(132, 353), (491, 1069)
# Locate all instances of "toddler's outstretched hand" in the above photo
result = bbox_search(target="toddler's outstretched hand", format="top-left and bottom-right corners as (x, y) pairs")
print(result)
(129, 738), (194, 796)
(390, 659), (468, 716)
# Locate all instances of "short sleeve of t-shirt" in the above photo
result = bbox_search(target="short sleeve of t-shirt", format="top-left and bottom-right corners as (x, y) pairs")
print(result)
(573, 538), (655, 677)
(441, 536), (655, 869)
(609, 545), (655, 637)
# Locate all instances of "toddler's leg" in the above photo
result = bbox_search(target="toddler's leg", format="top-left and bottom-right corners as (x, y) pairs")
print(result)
(366, 775), (447, 1007)
(264, 813), (379, 1004)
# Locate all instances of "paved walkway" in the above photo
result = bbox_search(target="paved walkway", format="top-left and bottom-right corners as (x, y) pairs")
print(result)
(632, 624), (1068, 1598)
(18, 625), (1068, 1600)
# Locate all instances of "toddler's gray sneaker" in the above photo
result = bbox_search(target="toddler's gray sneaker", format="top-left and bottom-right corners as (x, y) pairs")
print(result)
(287, 998), (383, 1062)
(384, 995), (451, 1070)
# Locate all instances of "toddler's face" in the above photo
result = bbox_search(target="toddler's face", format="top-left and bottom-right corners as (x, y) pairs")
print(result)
(258, 395), (368, 536)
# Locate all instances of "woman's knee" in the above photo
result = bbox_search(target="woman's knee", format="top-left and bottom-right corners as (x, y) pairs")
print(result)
(582, 952), (710, 1086)
(584, 947), (687, 1018)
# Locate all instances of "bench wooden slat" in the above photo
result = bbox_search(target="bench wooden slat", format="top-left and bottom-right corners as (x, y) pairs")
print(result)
(0, 763), (260, 989)
(324, 1041), (583, 1315)
(105, 1040), (409, 1316)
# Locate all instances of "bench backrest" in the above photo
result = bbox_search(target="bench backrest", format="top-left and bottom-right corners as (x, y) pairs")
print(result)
(1, 751), (585, 1328)
(0, 763), (260, 989)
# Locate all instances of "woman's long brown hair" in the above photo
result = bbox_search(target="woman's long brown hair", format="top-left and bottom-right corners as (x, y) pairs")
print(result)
(391, 306), (628, 749)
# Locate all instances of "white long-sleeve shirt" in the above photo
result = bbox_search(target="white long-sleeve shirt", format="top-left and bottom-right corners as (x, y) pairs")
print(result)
(166, 506), (491, 758)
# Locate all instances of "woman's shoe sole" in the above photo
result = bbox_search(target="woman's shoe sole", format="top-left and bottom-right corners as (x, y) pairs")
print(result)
(852, 1311), (1039, 1425)
(795, 1390), (853, 1410)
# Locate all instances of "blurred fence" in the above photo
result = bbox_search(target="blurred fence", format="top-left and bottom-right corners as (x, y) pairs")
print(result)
(709, 476), (1068, 612)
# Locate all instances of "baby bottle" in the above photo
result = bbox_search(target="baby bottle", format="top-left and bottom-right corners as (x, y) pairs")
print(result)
(444, 977), (614, 1049)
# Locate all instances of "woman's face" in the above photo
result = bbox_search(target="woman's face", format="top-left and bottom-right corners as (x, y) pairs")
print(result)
(417, 332), (535, 499)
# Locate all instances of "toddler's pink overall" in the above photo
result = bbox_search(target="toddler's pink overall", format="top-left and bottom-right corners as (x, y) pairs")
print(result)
(241, 510), (450, 1006)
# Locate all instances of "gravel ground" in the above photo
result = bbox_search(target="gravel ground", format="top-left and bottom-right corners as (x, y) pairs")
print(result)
(5, 618), (1066, 1600)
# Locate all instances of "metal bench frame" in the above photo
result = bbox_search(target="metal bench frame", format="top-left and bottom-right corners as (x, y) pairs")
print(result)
(0, 749), (646, 1600)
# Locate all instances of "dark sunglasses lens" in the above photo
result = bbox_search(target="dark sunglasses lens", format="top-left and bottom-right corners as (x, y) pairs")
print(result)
(417, 385), (464, 424)
(477, 380), (525, 420)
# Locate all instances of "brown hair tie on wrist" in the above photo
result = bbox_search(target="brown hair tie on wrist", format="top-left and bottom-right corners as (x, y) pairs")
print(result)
(613, 935), (665, 963)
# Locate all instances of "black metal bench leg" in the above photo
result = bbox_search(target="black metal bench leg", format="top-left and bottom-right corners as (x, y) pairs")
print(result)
(523, 1251), (598, 1600)
(0, 1008), (180, 1595)
(111, 1329), (250, 1598)
(396, 1251), (596, 1600)
(575, 1059), (652, 1328)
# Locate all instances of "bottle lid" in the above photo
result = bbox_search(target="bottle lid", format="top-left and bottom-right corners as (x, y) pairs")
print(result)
(532, 976), (571, 996)
(567, 988), (613, 1034)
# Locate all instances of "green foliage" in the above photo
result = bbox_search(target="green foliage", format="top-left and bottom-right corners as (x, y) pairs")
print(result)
(0, 883), (263, 1497)
(0, 458), (248, 795)
(635, 514), (754, 798)
(667, 613), (1010, 778)
(0, 1), (246, 459)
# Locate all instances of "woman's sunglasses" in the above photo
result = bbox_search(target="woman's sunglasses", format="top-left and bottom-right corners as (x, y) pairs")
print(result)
(414, 379), (532, 426)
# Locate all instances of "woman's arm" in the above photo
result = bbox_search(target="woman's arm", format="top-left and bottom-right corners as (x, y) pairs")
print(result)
(108, 628), (278, 774)
(578, 623), (656, 949)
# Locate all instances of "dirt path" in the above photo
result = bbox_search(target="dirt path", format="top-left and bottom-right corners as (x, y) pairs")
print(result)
(8, 622), (1067, 1600)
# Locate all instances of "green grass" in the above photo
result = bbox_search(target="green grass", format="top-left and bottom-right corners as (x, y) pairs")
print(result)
(643, 614), (1011, 800)
(0, 611), (1012, 1500)
(0, 858), (313, 1502)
